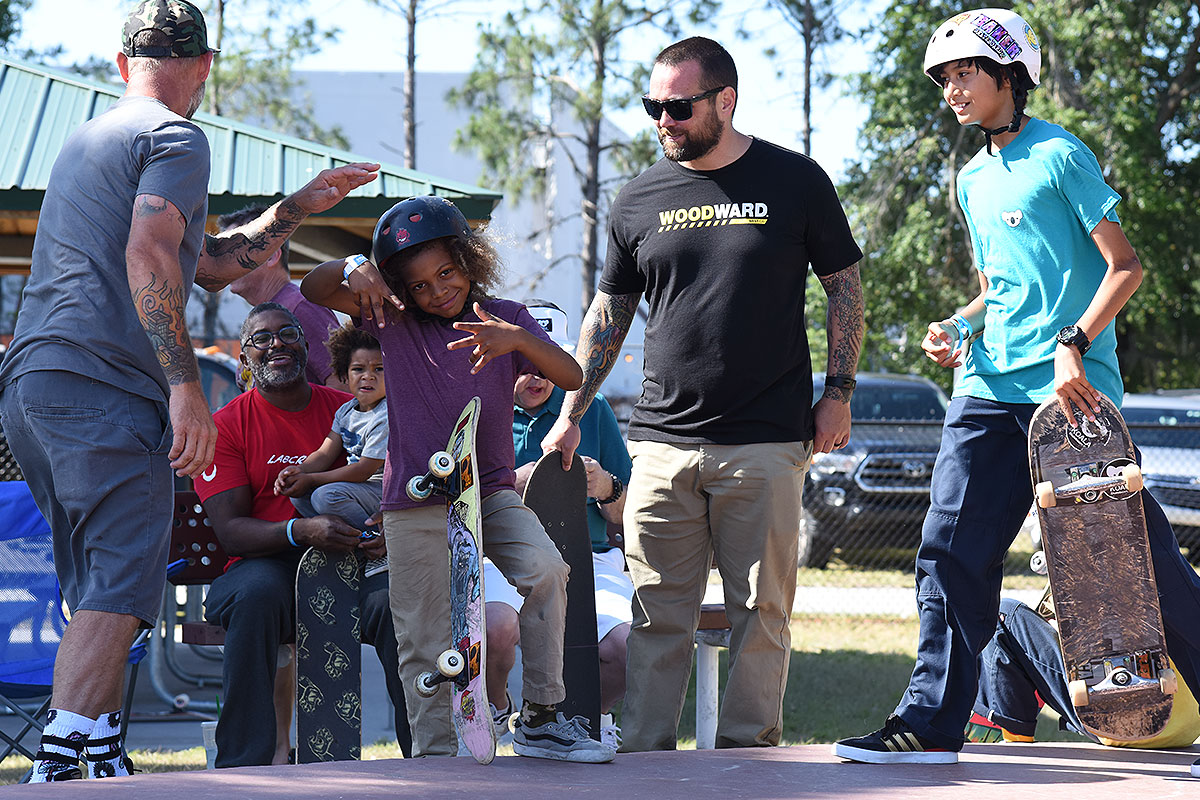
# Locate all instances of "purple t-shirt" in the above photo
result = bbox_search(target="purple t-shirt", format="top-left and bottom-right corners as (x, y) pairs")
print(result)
(372, 298), (553, 511)
(273, 282), (340, 385)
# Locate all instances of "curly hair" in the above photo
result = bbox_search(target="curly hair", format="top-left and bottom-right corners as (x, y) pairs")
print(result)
(326, 323), (382, 382)
(376, 228), (504, 321)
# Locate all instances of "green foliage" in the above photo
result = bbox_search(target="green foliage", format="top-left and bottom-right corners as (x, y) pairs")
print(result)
(201, 1), (348, 149)
(0, 0), (29, 50)
(843, 0), (1200, 392)
(449, 0), (718, 315)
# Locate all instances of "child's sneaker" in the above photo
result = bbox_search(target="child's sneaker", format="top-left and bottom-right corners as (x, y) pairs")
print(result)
(833, 715), (958, 764)
(599, 713), (621, 751)
(512, 711), (615, 763)
(491, 692), (514, 740)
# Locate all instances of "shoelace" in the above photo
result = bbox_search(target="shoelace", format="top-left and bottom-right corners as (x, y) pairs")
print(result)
(555, 714), (594, 741)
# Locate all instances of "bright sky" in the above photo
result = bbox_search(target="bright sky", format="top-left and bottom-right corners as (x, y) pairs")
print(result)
(16, 0), (878, 180)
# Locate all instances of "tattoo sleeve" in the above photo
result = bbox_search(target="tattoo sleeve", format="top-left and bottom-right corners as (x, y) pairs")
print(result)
(197, 196), (307, 289)
(817, 264), (865, 404)
(563, 291), (639, 424)
(132, 272), (199, 386)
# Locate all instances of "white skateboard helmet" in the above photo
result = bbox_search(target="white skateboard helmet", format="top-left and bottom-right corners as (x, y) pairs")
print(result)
(923, 8), (1041, 87)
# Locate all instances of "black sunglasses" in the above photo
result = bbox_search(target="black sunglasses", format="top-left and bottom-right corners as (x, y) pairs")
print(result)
(641, 86), (727, 121)
(243, 324), (303, 351)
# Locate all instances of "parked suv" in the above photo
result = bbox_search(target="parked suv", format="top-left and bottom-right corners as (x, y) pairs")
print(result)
(1118, 393), (1200, 562)
(800, 372), (949, 568)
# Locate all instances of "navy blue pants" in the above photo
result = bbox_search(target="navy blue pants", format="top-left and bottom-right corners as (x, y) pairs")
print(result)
(894, 396), (1200, 750)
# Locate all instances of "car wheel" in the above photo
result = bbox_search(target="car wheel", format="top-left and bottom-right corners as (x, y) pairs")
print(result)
(798, 511), (836, 569)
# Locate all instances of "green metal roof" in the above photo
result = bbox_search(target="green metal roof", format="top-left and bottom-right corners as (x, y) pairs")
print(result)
(0, 55), (502, 220)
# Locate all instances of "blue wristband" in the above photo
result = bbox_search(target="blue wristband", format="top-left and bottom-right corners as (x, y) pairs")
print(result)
(286, 518), (300, 548)
(343, 254), (369, 280)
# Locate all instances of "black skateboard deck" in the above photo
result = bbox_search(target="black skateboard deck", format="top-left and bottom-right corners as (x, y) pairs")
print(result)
(523, 451), (601, 740)
(295, 548), (364, 762)
(1029, 393), (1174, 741)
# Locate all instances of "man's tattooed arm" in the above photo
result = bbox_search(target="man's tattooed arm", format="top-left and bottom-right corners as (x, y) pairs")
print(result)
(817, 264), (865, 404)
(561, 291), (640, 424)
(133, 273), (199, 385)
(126, 195), (200, 386)
(195, 196), (305, 291)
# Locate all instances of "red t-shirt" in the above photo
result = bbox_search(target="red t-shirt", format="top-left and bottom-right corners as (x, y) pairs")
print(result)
(195, 384), (351, 566)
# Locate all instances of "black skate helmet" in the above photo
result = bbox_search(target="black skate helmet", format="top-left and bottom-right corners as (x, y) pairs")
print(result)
(371, 195), (470, 268)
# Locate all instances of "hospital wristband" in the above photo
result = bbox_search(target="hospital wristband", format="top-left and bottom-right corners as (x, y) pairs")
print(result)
(343, 254), (369, 280)
(286, 518), (301, 548)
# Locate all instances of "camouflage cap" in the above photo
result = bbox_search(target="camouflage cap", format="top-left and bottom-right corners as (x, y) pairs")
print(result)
(121, 0), (218, 58)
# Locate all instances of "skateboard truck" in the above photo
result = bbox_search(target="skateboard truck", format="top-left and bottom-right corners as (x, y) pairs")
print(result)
(414, 648), (467, 697)
(1067, 650), (1177, 707)
(1035, 464), (1142, 508)
(407, 451), (458, 501)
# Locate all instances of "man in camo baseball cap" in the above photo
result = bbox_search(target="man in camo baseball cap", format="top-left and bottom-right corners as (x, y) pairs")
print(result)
(121, 0), (218, 58)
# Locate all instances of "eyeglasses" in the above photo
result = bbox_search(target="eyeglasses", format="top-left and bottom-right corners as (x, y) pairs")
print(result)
(243, 325), (303, 350)
(641, 86), (727, 121)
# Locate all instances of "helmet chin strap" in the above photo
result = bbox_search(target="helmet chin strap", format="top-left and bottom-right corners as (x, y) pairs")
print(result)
(979, 110), (1024, 154)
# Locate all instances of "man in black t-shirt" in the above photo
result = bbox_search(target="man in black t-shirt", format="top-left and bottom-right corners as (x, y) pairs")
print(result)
(543, 36), (864, 751)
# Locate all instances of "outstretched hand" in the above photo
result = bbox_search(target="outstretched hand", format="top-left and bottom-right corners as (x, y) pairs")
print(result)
(345, 258), (404, 328)
(448, 303), (526, 374)
(293, 162), (380, 215)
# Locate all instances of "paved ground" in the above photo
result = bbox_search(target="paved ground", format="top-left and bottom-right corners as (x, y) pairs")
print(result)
(0, 743), (1197, 798)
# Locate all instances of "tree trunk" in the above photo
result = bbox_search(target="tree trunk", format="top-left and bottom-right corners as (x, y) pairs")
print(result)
(579, 23), (605, 321)
(404, 0), (417, 169)
(802, 0), (813, 155)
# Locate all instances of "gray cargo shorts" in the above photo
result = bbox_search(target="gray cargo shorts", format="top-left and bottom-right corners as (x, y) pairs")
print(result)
(0, 370), (174, 626)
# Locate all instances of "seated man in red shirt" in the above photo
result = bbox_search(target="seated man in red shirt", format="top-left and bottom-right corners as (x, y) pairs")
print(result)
(194, 302), (409, 766)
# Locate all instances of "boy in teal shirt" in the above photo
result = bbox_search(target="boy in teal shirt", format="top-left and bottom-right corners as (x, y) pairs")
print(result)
(835, 9), (1200, 772)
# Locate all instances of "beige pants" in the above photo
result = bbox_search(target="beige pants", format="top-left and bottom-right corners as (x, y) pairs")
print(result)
(620, 439), (812, 751)
(384, 489), (568, 757)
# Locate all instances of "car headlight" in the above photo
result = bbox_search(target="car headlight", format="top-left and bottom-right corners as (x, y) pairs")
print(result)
(810, 451), (866, 476)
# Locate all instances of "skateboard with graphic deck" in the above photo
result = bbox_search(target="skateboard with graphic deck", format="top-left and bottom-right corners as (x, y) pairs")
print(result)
(295, 547), (365, 763)
(1028, 392), (1176, 741)
(522, 451), (602, 742)
(407, 396), (495, 765)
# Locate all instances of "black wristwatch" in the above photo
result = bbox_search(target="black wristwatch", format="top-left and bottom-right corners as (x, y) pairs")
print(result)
(1056, 325), (1091, 356)
(598, 474), (624, 505)
(824, 374), (857, 392)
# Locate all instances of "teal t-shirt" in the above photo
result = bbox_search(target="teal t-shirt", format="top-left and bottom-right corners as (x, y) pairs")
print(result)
(956, 117), (1124, 405)
(513, 387), (632, 552)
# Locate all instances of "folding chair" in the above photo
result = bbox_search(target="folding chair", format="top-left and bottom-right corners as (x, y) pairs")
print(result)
(0, 481), (149, 768)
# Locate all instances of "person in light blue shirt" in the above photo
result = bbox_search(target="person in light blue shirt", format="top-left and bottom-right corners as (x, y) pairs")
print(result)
(836, 9), (1200, 772)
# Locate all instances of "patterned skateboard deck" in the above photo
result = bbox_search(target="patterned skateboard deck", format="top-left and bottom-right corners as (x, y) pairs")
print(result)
(522, 451), (601, 740)
(411, 396), (494, 765)
(1029, 393), (1174, 741)
(295, 548), (365, 762)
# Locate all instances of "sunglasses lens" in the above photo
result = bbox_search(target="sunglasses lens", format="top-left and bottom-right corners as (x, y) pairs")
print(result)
(642, 97), (663, 119)
(663, 100), (692, 121)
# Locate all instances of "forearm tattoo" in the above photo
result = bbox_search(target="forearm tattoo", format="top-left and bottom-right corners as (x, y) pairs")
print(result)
(818, 264), (864, 401)
(133, 273), (198, 385)
(565, 292), (639, 424)
(198, 196), (308, 285)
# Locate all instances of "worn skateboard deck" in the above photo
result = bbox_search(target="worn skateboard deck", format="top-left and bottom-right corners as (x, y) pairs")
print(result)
(1029, 393), (1174, 741)
(522, 451), (602, 741)
(409, 396), (495, 765)
(295, 548), (365, 762)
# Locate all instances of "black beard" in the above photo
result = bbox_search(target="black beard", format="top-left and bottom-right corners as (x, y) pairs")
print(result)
(659, 113), (723, 162)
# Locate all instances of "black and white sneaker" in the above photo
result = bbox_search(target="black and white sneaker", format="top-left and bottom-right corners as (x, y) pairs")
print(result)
(512, 712), (615, 763)
(833, 715), (958, 764)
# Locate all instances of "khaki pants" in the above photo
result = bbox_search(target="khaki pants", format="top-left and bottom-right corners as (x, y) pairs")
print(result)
(621, 440), (812, 751)
(384, 490), (568, 757)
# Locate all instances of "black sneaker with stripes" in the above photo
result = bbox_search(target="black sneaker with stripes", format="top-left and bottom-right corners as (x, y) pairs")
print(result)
(833, 715), (958, 764)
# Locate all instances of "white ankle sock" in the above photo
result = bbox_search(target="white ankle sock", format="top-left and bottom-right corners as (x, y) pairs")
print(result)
(29, 709), (93, 783)
(85, 710), (128, 779)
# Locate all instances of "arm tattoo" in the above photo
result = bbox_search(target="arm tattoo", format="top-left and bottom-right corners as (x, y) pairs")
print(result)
(818, 264), (865, 400)
(565, 292), (639, 424)
(132, 273), (198, 386)
(201, 196), (309, 275)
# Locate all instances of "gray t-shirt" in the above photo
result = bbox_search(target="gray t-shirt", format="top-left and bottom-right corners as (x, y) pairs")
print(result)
(0, 96), (210, 403)
(332, 397), (388, 482)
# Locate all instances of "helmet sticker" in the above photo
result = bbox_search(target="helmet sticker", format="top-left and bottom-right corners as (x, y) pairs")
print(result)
(1001, 210), (1023, 227)
(396, 228), (410, 244)
(1024, 24), (1040, 52)
(971, 13), (1022, 61)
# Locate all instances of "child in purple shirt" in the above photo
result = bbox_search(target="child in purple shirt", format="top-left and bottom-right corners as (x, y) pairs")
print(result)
(302, 196), (614, 763)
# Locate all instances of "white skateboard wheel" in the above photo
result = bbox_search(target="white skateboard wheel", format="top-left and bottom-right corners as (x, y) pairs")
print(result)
(1035, 481), (1056, 509)
(437, 649), (464, 678)
(430, 451), (455, 478)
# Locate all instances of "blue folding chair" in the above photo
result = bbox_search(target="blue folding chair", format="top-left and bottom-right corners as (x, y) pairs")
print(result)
(0, 481), (148, 767)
